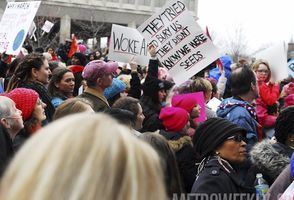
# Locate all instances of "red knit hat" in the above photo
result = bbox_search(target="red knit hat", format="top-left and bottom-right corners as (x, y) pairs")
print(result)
(5, 88), (39, 121)
(159, 107), (189, 132)
(172, 94), (197, 113)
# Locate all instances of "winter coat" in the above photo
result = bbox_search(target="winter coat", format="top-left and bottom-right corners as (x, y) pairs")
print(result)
(217, 73), (227, 97)
(191, 157), (255, 199)
(51, 96), (67, 108)
(140, 95), (164, 132)
(78, 87), (109, 113)
(250, 140), (291, 185)
(128, 71), (141, 99)
(217, 97), (258, 149)
(0, 125), (14, 177)
(256, 82), (279, 127)
(209, 55), (233, 98)
(160, 130), (199, 193)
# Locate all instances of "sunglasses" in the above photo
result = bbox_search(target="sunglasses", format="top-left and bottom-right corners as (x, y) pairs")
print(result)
(226, 135), (246, 142)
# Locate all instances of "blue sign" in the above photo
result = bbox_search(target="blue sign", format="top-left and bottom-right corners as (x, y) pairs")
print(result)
(12, 29), (25, 51)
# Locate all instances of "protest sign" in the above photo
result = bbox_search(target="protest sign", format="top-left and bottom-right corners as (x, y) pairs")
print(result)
(172, 92), (207, 123)
(287, 59), (294, 78)
(0, 1), (41, 55)
(137, 0), (220, 85)
(41, 20), (54, 33)
(255, 42), (288, 82)
(108, 24), (149, 66)
(207, 97), (221, 112)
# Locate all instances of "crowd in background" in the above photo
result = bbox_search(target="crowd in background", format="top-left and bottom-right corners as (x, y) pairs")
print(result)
(0, 39), (293, 200)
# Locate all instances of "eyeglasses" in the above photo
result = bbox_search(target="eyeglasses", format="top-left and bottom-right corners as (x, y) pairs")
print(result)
(256, 69), (269, 74)
(226, 135), (246, 142)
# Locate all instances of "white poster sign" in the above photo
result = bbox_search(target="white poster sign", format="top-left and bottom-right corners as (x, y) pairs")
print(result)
(108, 24), (149, 66)
(0, 1), (41, 55)
(255, 42), (288, 82)
(137, 0), (220, 85)
(41, 20), (54, 33)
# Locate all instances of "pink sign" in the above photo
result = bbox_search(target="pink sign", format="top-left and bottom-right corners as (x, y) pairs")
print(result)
(171, 92), (207, 123)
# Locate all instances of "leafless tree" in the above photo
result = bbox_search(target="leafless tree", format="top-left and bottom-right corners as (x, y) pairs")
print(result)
(25, 16), (60, 51)
(71, 18), (112, 49)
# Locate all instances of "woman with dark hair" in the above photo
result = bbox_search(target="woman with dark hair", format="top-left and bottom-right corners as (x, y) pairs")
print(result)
(140, 132), (184, 199)
(273, 106), (294, 156)
(191, 118), (254, 196)
(249, 106), (294, 185)
(3, 58), (22, 91)
(112, 96), (145, 131)
(48, 67), (75, 108)
(68, 53), (88, 97)
(140, 46), (174, 132)
(6, 54), (55, 122)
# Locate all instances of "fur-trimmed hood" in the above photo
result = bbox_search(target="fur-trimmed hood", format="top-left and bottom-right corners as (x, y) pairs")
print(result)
(168, 136), (192, 152)
(159, 130), (193, 152)
(250, 139), (290, 183)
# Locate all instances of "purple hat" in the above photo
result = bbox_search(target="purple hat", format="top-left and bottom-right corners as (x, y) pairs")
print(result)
(82, 60), (118, 81)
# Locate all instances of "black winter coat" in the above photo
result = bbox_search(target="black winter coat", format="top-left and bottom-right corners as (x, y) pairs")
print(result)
(140, 96), (164, 132)
(0, 125), (14, 177)
(160, 130), (199, 193)
(191, 157), (255, 199)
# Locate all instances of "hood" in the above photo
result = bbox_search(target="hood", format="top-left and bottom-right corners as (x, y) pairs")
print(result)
(159, 130), (192, 152)
(250, 140), (290, 183)
(168, 136), (192, 152)
(209, 55), (232, 81)
(220, 55), (233, 70)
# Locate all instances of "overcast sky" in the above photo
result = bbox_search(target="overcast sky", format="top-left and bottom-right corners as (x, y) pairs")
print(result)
(197, 0), (294, 54)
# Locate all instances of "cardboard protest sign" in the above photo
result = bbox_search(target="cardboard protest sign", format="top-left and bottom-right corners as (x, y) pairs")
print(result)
(255, 42), (288, 82)
(108, 24), (149, 66)
(41, 20), (54, 33)
(137, 0), (220, 85)
(172, 92), (207, 123)
(0, 1), (41, 55)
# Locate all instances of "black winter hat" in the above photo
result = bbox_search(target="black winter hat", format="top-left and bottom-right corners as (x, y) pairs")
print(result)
(193, 117), (246, 159)
(142, 76), (174, 100)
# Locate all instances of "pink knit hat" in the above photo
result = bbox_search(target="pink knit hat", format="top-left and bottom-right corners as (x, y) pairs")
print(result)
(5, 88), (39, 121)
(172, 95), (197, 113)
(159, 107), (189, 132)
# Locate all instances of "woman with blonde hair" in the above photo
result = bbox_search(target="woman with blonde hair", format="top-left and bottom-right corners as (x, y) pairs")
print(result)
(0, 113), (166, 200)
(252, 59), (280, 130)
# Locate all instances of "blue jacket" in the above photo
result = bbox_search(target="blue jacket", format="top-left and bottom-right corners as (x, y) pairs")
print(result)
(216, 97), (258, 149)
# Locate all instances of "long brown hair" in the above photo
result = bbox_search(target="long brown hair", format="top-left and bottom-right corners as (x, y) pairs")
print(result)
(6, 54), (46, 92)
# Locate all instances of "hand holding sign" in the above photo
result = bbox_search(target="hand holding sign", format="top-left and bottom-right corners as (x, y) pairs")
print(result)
(129, 56), (138, 72)
(148, 45), (156, 58)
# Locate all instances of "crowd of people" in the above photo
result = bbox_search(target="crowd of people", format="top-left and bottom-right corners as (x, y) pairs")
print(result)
(0, 40), (293, 200)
